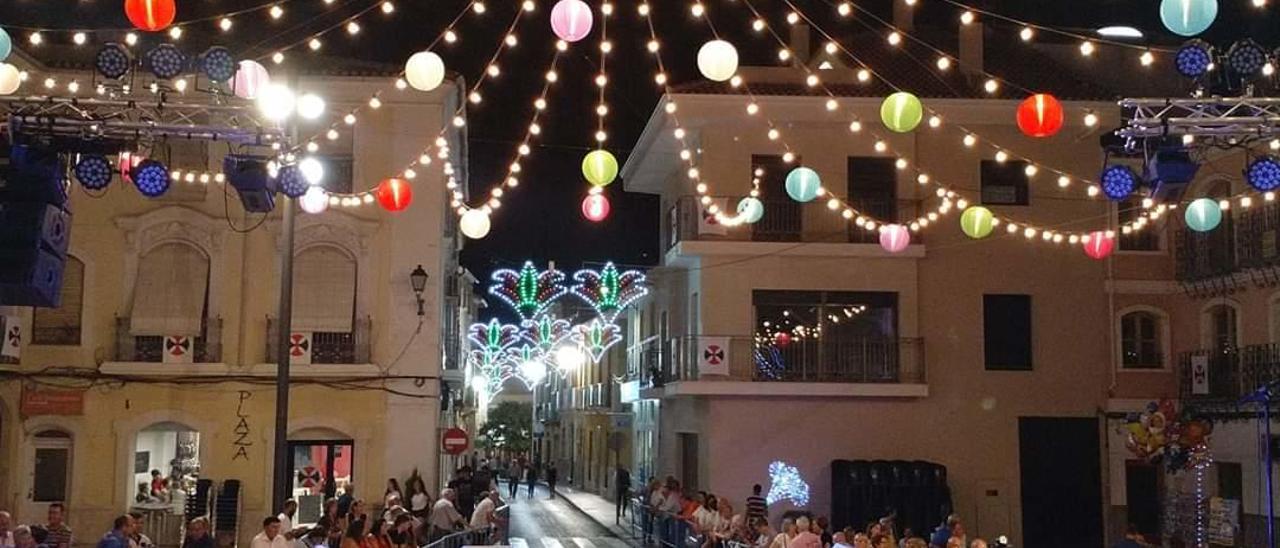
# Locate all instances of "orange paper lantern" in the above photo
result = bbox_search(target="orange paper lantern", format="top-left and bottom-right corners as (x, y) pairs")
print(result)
(125, 0), (177, 32)
(1016, 93), (1064, 138)
(375, 178), (413, 212)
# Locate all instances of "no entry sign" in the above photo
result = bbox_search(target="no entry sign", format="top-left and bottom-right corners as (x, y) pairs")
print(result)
(442, 427), (470, 455)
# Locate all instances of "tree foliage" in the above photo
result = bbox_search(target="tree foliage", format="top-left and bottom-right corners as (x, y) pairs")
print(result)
(477, 401), (532, 454)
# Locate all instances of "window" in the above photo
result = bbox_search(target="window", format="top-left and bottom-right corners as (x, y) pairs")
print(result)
(751, 155), (802, 242)
(32, 430), (72, 503)
(32, 256), (84, 345)
(1119, 199), (1159, 251)
(981, 160), (1030, 206)
(1204, 304), (1238, 352)
(848, 157), (897, 243)
(984, 294), (1032, 370)
(753, 290), (900, 381)
(1120, 311), (1163, 369)
(130, 243), (209, 336)
(292, 246), (357, 332)
(316, 155), (355, 194)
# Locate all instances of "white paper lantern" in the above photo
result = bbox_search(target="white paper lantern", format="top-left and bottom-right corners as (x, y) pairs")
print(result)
(233, 60), (270, 99)
(405, 51), (445, 92)
(0, 63), (19, 95)
(299, 186), (329, 214)
(460, 209), (491, 239)
(697, 40), (739, 82)
(257, 83), (295, 121)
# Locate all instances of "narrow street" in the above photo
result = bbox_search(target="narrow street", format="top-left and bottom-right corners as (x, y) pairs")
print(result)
(504, 482), (632, 548)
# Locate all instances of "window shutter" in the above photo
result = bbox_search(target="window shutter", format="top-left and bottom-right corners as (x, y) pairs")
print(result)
(32, 257), (84, 344)
(292, 247), (356, 333)
(130, 243), (209, 336)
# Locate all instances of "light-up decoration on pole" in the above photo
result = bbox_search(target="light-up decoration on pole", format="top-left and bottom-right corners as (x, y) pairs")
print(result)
(573, 319), (623, 363)
(765, 461), (810, 507)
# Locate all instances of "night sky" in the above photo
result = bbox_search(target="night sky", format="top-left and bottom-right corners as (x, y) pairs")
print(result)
(3, 0), (1277, 278)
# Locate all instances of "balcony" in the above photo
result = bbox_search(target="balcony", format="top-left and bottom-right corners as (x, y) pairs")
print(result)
(630, 335), (927, 398)
(1175, 200), (1280, 285)
(266, 317), (371, 364)
(1178, 344), (1280, 405)
(666, 196), (925, 249)
(113, 317), (222, 363)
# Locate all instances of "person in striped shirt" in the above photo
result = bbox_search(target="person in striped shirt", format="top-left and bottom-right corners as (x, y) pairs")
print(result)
(745, 485), (767, 526)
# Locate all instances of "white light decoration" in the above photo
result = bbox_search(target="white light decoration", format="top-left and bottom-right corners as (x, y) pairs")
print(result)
(256, 83), (296, 121)
(405, 51), (446, 91)
(519, 359), (547, 385)
(460, 209), (492, 239)
(697, 39), (739, 82)
(298, 157), (324, 186)
(765, 461), (810, 507)
(298, 186), (329, 214)
(296, 93), (326, 120)
(555, 345), (586, 372)
(0, 63), (20, 95)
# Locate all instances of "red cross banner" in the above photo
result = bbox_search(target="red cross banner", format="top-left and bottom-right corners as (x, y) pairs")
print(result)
(289, 332), (313, 365)
(1, 316), (21, 360)
(1191, 354), (1209, 395)
(298, 465), (323, 488)
(697, 198), (729, 236)
(697, 336), (730, 376)
(162, 335), (193, 364)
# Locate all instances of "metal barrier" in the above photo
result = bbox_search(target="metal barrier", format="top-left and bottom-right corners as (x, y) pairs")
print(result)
(422, 505), (509, 548)
(627, 499), (698, 548)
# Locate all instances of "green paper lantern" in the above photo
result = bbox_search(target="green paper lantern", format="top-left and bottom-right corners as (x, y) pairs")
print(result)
(582, 150), (619, 187)
(785, 167), (821, 202)
(960, 206), (995, 239)
(880, 91), (923, 133)
(1184, 197), (1222, 232)
(737, 196), (764, 224)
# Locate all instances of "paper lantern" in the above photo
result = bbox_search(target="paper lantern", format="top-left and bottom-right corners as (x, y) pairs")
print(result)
(1160, 0), (1218, 37)
(125, 0), (177, 32)
(0, 63), (19, 95)
(1184, 197), (1222, 232)
(233, 60), (270, 100)
(1083, 231), (1115, 260)
(405, 51), (445, 92)
(460, 209), (492, 239)
(582, 193), (610, 222)
(879, 224), (911, 253)
(551, 0), (594, 43)
(737, 197), (764, 224)
(375, 178), (413, 212)
(299, 186), (330, 214)
(880, 92), (923, 133)
(960, 206), (995, 239)
(785, 167), (821, 202)
(0, 28), (11, 62)
(697, 40), (739, 82)
(582, 150), (618, 187)
(1016, 94), (1064, 138)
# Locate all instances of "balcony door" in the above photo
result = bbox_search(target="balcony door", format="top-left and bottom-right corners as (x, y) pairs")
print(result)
(753, 290), (899, 382)
(847, 157), (897, 244)
(751, 155), (802, 242)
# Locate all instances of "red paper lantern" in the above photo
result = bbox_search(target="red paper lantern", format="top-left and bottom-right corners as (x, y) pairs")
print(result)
(582, 193), (610, 222)
(773, 332), (791, 347)
(1016, 93), (1064, 138)
(375, 178), (413, 212)
(125, 0), (177, 32)
(1082, 230), (1115, 260)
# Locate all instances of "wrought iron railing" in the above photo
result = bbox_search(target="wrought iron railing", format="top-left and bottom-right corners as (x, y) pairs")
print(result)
(1179, 344), (1280, 403)
(656, 335), (925, 384)
(1174, 201), (1280, 282)
(113, 317), (222, 363)
(667, 196), (923, 248)
(266, 316), (371, 364)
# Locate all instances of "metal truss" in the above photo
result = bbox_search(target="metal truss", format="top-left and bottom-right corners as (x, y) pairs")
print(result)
(1118, 97), (1280, 139)
(0, 93), (288, 147)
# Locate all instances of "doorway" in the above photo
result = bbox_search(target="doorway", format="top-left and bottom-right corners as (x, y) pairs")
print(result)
(1124, 461), (1160, 539)
(287, 439), (354, 525)
(1018, 417), (1102, 547)
(24, 430), (72, 522)
(678, 433), (698, 491)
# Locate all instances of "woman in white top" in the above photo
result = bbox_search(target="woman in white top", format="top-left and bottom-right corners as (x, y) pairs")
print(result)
(770, 518), (798, 548)
(406, 477), (431, 519)
(383, 478), (403, 508)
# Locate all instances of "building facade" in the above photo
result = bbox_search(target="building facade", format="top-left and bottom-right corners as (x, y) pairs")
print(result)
(0, 50), (467, 546)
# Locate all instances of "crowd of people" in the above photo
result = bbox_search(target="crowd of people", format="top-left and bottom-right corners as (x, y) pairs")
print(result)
(633, 477), (1004, 548)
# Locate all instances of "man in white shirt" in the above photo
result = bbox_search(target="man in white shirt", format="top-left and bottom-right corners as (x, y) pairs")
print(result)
(427, 489), (466, 543)
(277, 500), (298, 538)
(250, 517), (289, 548)
(469, 491), (499, 530)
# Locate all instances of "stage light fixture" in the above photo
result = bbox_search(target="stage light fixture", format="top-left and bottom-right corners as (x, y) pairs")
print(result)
(94, 43), (132, 80)
(144, 44), (186, 80)
(223, 154), (275, 212)
(1247, 156), (1280, 192)
(132, 160), (170, 197)
(74, 154), (112, 190)
(1227, 39), (1267, 76)
(274, 164), (308, 198)
(1175, 40), (1213, 79)
(200, 46), (236, 83)
(1100, 164), (1138, 201)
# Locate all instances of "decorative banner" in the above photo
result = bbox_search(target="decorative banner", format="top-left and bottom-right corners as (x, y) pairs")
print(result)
(698, 336), (730, 376)
(298, 465), (324, 489)
(1, 315), (21, 359)
(698, 198), (729, 236)
(1191, 354), (1209, 395)
(289, 332), (313, 365)
(20, 386), (84, 417)
(163, 335), (193, 364)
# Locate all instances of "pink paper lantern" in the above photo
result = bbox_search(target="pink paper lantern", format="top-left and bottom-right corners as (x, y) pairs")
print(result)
(1083, 230), (1115, 260)
(233, 60), (270, 100)
(551, 0), (594, 42)
(582, 193), (610, 222)
(879, 224), (911, 253)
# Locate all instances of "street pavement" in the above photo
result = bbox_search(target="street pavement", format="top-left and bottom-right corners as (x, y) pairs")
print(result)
(504, 482), (633, 548)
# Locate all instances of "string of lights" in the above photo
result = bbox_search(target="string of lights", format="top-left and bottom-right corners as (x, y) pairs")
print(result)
(5, 0), (306, 35)
(921, 0), (1178, 53)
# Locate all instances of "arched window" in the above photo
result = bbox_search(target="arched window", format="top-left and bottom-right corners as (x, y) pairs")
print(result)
(32, 256), (84, 345)
(293, 246), (357, 333)
(1120, 311), (1164, 369)
(130, 243), (210, 336)
(1204, 303), (1239, 352)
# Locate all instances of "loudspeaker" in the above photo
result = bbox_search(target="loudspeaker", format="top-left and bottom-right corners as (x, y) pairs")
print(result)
(223, 155), (275, 213)
(0, 145), (68, 205)
(0, 203), (71, 257)
(0, 247), (65, 307)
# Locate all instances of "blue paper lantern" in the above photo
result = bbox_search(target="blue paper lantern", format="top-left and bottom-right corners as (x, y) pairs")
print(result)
(74, 154), (113, 190)
(737, 196), (764, 224)
(0, 27), (11, 62)
(132, 160), (171, 197)
(1160, 0), (1218, 37)
(275, 164), (309, 198)
(785, 167), (821, 203)
(1247, 156), (1280, 192)
(1100, 165), (1138, 201)
(1184, 197), (1222, 232)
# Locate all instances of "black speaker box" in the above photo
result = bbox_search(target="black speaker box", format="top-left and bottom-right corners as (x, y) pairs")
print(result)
(0, 202), (71, 257)
(0, 247), (65, 307)
(0, 145), (68, 206)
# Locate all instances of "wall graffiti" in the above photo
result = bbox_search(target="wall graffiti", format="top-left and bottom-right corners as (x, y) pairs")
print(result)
(233, 391), (252, 461)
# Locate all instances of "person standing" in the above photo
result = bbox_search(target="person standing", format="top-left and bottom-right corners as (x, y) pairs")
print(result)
(469, 492), (499, 535)
(745, 484), (767, 527)
(383, 479), (403, 508)
(614, 466), (631, 523)
(525, 464), (538, 499)
(251, 518), (289, 548)
(181, 518), (213, 548)
(45, 504), (72, 548)
(426, 490), (465, 543)
(507, 462), (522, 500)
(546, 465), (558, 499)
(96, 516), (135, 548)
(277, 500), (298, 538)
(0, 511), (14, 548)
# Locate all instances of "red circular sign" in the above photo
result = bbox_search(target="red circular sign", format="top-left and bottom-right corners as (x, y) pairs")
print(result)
(442, 428), (470, 455)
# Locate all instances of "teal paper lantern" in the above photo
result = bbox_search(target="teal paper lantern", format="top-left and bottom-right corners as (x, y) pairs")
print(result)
(1160, 0), (1218, 37)
(1184, 197), (1222, 232)
(880, 91), (923, 133)
(737, 196), (764, 224)
(0, 28), (10, 62)
(785, 167), (821, 202)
